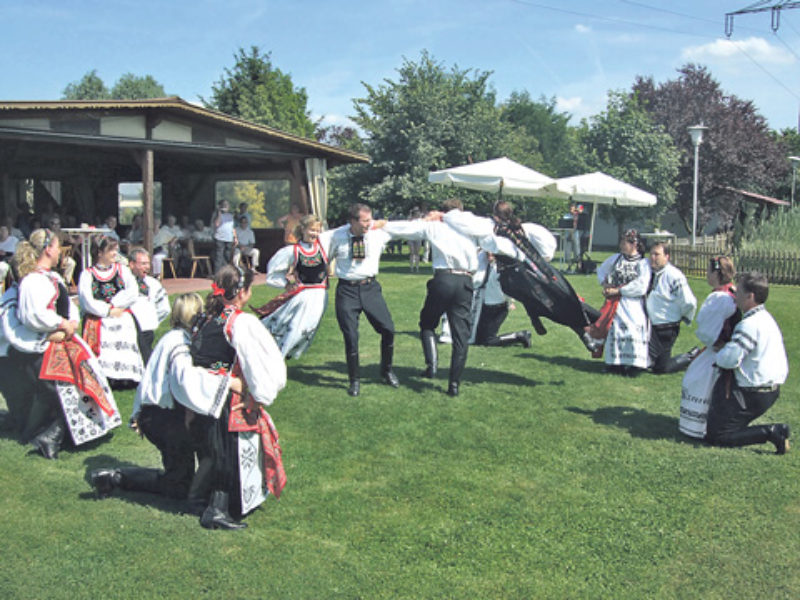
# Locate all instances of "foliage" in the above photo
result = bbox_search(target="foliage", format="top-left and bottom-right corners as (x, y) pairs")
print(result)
(578, 91), (680, 235)
(333, 51), (532, 222)
(738, 205), (800, 253)
(633, 64), (789, 233)
(203, 46), (316, 138)
(216, 180), (270, 228)
(1, 267), (799, 599)
(110, 73), (166, 100)
(62, 69), (110, 100)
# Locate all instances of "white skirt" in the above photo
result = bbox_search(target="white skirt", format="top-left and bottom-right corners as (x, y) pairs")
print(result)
(604, 296), (650, 368)
(679, 348), (719, 439)
(97, 312), (145, 382)
(261, 287), (328, 359)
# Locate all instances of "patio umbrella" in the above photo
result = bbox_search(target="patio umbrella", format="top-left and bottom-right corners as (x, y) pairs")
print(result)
(428, 157), (562, 198)
(543, 171), (657, 252)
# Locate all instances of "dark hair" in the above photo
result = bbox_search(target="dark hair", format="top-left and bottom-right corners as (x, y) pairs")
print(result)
(129, 247), (149, 263)
(649, 241), (670, 257)
(90, 235), (119, 262)
(709, 256), (735, 285)
(737, 271), (769, 304)
(492, 200), (521, 229)
(205, 264), (254, 315)
(348, 203), (371, 221)
(442, 198), (463, 212)
(621, 229), (646, 256)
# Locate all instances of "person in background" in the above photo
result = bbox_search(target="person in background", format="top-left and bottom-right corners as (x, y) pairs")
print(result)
(0, 225), (19, 287)
(128, 247), (170, 365)
(233, 215), (260, 272)
(47, 217), (77, 285)
(705, 272), (790, 454)
(235, 202), (252, 228)
(212, 200), (237, 272)
(104, 215), (120, 242)
(278, 204), (303, 245)
(646, 242), (697, 373)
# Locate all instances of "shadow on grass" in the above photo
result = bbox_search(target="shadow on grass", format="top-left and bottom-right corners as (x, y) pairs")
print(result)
(527, 351), (605, 374)
(78, 453), (188, 515)
(566, 405), (702, 443)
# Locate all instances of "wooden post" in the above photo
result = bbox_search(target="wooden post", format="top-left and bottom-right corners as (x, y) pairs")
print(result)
(140, 149), (154, 254)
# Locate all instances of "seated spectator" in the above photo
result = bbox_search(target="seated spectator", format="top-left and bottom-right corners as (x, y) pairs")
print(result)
(48, 217), (77, 285)
(105, 215), (120, 241)
(192, 219), (213, 243)
(0, 225), (19, 286)
(234, 215), (260, 272)
(126, 214), (145, 246)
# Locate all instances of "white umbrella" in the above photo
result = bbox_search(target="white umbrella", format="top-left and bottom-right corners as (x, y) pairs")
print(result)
(544, 171), (657, 252)
(428, 157), (560, 197)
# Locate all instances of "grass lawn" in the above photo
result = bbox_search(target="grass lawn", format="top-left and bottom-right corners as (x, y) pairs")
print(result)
(1, 255), (798, 599)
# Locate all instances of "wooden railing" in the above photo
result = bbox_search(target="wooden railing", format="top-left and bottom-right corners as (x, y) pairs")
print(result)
(671, 243), (800, 285)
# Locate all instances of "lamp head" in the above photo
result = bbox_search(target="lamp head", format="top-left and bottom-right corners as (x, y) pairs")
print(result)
(688, 124), (708, 146)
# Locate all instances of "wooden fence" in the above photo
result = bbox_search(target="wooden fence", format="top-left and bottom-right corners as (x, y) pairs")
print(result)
(671, 243), (800, 285)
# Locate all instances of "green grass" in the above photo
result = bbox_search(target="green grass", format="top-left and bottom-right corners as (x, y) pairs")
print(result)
(1, 255), (799, 599)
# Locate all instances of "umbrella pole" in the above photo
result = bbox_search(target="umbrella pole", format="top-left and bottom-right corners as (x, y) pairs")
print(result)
(588, 202), (597, 254)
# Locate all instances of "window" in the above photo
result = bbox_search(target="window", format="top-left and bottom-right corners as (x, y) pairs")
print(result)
(214, 179), (291, 228)
(118, 182), (162, 225)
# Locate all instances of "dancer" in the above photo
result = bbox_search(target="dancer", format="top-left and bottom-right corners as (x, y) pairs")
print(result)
(190, 266), (287, 529)
(256, 214), (334, 359)
(679, 256), (739, 439)
(588, 230), (651, 375)
(78, 236), (144, 387)
(13, 229), (120, 458)
(706, 272), (790, 453)
(90, 293), (243, 514)
(443, 200), (598, 348)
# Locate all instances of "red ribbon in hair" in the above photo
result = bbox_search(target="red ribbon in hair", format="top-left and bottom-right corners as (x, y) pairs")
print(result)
(211, 282), (225, 297)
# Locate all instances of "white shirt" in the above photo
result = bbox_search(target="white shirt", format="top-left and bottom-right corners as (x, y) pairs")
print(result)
(78, 263), (138, 318)
(383, 218), (479, 273)
(716, 304), (788, 387)
(441, 210), (552, 261)
(646, 262), (697, 325)
(235, 226), (256, 247)
(228, 312), (287, 406)
(214, 212), (235, 242)
(192, 227), (213, 242)
(18, 269), (79, 333)
(474, 252), (506, 306)
(0, 285), (49, 356)
(328, 225), (394, 281)
(0, 235), (19, 255)
(597, 254), (651, 298)
(129, 275), (170, 332)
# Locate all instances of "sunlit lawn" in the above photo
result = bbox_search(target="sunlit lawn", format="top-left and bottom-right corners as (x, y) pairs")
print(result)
(0, 254), (798, 599)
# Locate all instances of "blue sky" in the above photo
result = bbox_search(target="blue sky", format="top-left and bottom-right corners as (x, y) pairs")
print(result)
(2, 0), (799, 133)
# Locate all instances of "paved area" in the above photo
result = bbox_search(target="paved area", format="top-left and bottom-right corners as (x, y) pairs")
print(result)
(161, 273), (267, 295)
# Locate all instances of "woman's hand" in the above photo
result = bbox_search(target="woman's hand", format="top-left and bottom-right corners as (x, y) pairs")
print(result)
(109, 307), (125, 318)
(229, 376), (244, 394)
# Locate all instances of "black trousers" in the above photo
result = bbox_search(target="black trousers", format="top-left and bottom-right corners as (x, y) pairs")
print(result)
(648, 322), (680, 373)
(213, 240), (235, 273)
(706, 373), (780, 447)
(135, 324), (155, 367)
(419, 271), (473, 382)
(335, 279), (395, 358)
(137, 405), (195, 499)
(8, 347), (62, 441)
(474, 303), (508, 346)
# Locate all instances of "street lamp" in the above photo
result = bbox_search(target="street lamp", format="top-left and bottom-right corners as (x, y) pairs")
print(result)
(688, 124), (708, 247)
(789, 156), (800, 208)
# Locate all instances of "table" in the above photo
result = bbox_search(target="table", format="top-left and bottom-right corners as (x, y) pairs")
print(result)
(549, 228), (573, 266)
(63, 227), (112, 270)
(640, 232), (677, 249)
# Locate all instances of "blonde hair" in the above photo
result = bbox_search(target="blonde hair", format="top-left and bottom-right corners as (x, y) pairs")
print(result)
(294, 214), (321, 243)
(16, 229), (54, 279)
(170, 292), (204, 330)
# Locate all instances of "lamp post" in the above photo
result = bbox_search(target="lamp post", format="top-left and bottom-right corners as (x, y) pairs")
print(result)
(688, 124), (708, 247)
(789, 156), (800, 208)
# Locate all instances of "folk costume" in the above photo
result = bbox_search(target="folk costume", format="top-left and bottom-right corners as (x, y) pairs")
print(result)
(706, 304), (789, 452)
(91, 328), (234, 506)
(15, 267), (120, 457)
(382, 217), (481, 395)
(679, 285), (738, 439)
(258, 234), (331, 359)
(129, 272), (170, 366)
(78, 262), (144, 385)
(594, 253), (651, 370)
(443, 210), (599, 344)
(328, 224), (399, 395)
(646, 262), (697, 373)
(190, 303), (287, 524)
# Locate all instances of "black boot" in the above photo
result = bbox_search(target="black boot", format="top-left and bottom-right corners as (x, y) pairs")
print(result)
(30, 417), (66, 459)
(492, 331), (532, 348)
(90, 468), (123, 498)
(447, 381), (459, 397)
(381, 336), (399, 387)
(420, 329), (438, 378)
(659, 352), (695, 374)
(768, 424), (791, 455)
(346, 352), (360, 396)
(119, 467), (162, 493)
(200, 490), (247, 530)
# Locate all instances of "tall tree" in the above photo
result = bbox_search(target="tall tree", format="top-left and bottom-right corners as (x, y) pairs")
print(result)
(62, 70), (110, 100)
(633, 64), (789, 233)
(110, 73), (166, 99)
(204, 46), (316, 138)
(579, 91), (680, 234)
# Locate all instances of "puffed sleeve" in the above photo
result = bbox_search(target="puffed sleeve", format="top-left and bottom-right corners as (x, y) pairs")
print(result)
(2, 287), (50, 353)
(18, 273), (64, 332)
(619, 259), (651, 297)
(78, 270), (111, 317)
(695, 292), (736, 347)
(522, 223), (557, 261)
(230, 313), (287, 406)
(152, 279), (171, 324)
(168, 343), (232, 419)
(382, 220), (428, 241)
(109, 265), (138, 309)
(265, 245), (296, 289)
(596, 254), (618, 285)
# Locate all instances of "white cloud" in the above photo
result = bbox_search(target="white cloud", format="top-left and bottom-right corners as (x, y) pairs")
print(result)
(575, 24), (591, 34)
(682, 37), (794, 65)
(556, 96), (584, 113)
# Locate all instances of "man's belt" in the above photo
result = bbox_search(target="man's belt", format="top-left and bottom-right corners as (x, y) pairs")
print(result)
(435, 268), (472, 276)
(652, 322), (680, 331)
(741, 383), (780, 393)
(340, 276), (376, 286)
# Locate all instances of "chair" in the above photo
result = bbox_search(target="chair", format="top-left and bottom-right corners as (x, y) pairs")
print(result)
(187, 239), (212, 278)
(159, 257), (177, 281)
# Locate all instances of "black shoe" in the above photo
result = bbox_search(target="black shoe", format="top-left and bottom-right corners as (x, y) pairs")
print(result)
(421, 366), (437, 378)
(582, 332), (600, 353)
(30, 418), (66, 460)
(686, 346), (702, 360)
(769, 424), (791, 455)
(347, 380), (360, 397)
(200, 491), (248, 530)
(382, 370), (399, 388)
(90, 468), (122, 498)
(447, 382), (459, 397)
(519, 331), (532, 348)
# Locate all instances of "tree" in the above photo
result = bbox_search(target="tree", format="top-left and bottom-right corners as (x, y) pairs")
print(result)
(204, 46), (316, 138)
(578, 91), (680, 234)
(216, 180), (270, 227)
(62, 70), (110, 100)
(110, 73), (166, 99)
(633, 64), (789, 233)
(330, 51), (531, 223)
